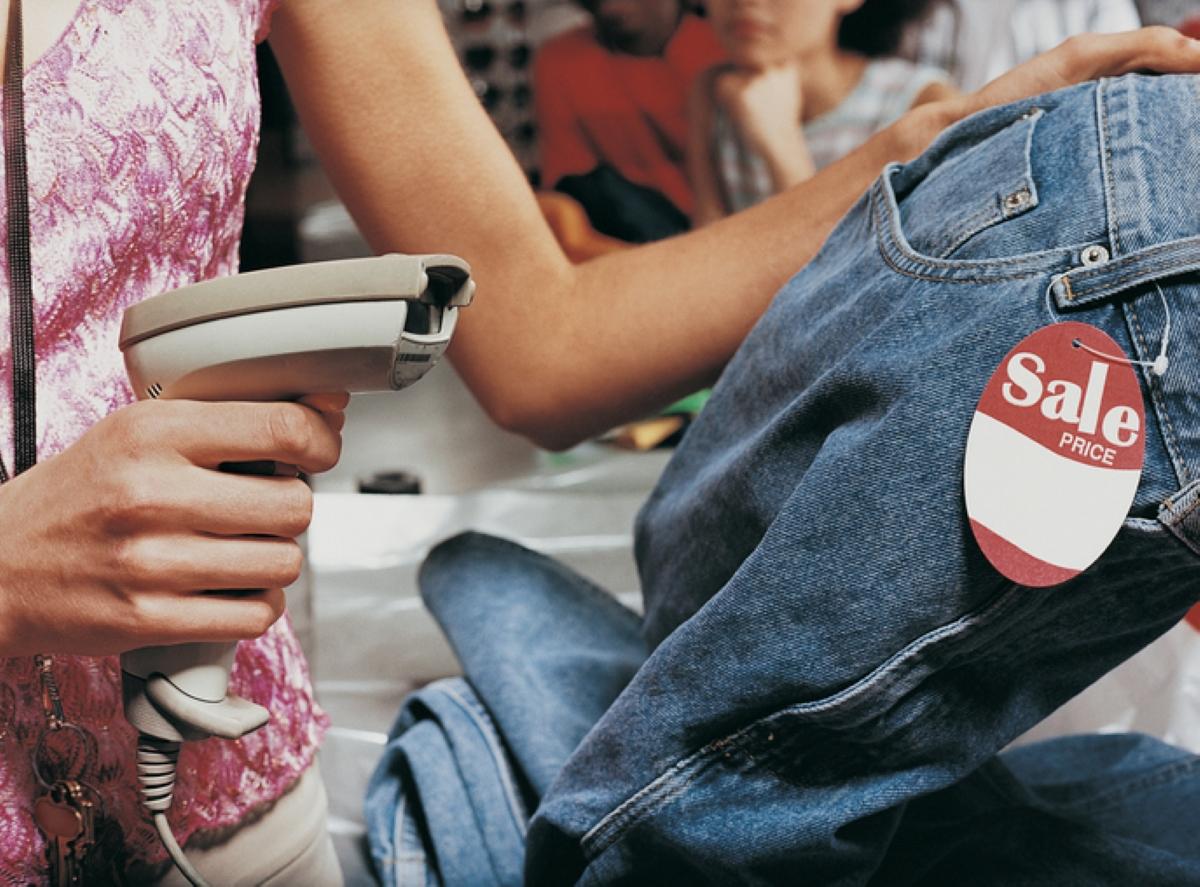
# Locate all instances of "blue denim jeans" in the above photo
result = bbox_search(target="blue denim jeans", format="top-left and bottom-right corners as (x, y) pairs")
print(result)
(369, 542), (1200, 886)
(366, 534), (646, 886)
(369, 73), (1200, 885)
(528, 72), (1200, 883)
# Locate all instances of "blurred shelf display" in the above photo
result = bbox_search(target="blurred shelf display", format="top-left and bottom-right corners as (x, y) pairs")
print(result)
(441, 0), (589, 186)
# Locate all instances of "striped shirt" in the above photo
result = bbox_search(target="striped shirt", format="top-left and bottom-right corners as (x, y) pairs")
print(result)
(902, 0), (1142, 91)
(711, 58), (950, 215)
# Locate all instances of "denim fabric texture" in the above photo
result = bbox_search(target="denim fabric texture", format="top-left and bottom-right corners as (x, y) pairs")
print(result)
(367, 73), (1200, 886)
(365, 677), (528, 887)
(366, 534), (646, 886)
(523, 74), (1200, 883)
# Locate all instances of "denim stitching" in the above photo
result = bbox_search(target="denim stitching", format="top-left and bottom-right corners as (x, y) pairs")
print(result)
(581, 583), (1026, 860)
(1049, 755), (1200, 813)
(874, 177), (1072, 278)
(1161, 485), (1200, 556)
(1165, 520), (1200, 560)
(581, 744), (719, 858)
(1061, 259), (1200, 307)
(876, 111), (1044, 269)
(440, 681), (530, 835)
(1127, 297), (1191, 486)
(1064, 241), (1200, 287)
(1172, 491), (1200, 524)
(1098, 77), (1123, 255)
(873, 187), (1074, 285)
(927, 200), (1016, 260)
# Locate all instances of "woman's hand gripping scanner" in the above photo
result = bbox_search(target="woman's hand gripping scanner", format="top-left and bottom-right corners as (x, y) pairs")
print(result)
(116, 254), (473, 827)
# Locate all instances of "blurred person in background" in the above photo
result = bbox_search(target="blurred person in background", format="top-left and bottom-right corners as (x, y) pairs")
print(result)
(533, 0), (724, 244)
(688, 0), (955, 224)
(1131, 0), (1200, 35)
(904, 0), (1143, 90)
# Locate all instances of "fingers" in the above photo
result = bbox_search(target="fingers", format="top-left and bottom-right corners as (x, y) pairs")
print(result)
(133, 587), (288, 644)
(298, 391), (349, 434)
(184, 471), (314, 537)
(1117, 27), (1200, 75)
(297, 391), (350, 413)
(1059, 27), (1200, 80)
(135, 400), (343, 474)
(116, 535), (305, 592)
(969, 27), (1200, 116)
(98, 466), (313, 537)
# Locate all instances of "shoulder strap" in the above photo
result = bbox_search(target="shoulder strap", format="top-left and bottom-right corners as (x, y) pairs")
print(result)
(2, 0), (35, 480)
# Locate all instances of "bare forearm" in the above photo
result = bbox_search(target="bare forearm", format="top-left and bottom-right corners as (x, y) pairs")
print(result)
(271, 0), (954, 448)
(539, 104), (952, 445)
(272, 0), (1200, 449)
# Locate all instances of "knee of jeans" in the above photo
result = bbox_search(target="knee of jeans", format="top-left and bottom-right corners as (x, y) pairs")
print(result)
(418, 531), (513, 608)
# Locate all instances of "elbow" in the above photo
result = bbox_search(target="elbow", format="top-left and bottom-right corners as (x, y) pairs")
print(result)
(482, 393), (590, 453)
(471, 369), (594, 451)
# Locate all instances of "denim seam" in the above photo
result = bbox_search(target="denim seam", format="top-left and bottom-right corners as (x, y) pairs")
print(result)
(1162, 486), (1200, 555)
(1166, 524), (1200, 560)
(580, 583), (1025, 860)
(382, 793), (417, 874)
(872, 182), (1075, 284)
(1127, 297), (1191, 487)
(439, 681), (530, 837)
(1098, 77), (1123, 256)
(1048, 756), (1200, 813)
(1060, 260), (1200, 307)
(1172, 492), (1200, 525)
(1059, 243), (1200, 287)
(924, 201), (1015, 260)
(873, 110), (1045, 273)
(1157, 488), (1200, 558)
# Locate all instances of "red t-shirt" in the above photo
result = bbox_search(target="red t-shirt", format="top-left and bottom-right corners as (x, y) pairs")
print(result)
(533, 15), (725, 219)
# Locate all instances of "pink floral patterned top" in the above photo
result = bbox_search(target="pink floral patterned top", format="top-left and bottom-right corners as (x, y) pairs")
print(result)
(0, 0), (330, 880)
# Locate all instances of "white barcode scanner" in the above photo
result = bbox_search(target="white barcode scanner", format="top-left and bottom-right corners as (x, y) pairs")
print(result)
(117, 254), (473, 885)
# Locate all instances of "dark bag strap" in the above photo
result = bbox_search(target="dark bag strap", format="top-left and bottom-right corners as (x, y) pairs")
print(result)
(2, 0), (35, 481)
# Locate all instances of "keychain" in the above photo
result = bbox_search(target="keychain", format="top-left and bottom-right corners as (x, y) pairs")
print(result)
(33, 779), (97, 886)
(29, 656), (102, 885)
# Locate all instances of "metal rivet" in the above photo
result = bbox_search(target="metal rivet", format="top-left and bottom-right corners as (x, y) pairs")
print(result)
(1003, 189), (1031, 211)
(1081, 244), (1110, 266)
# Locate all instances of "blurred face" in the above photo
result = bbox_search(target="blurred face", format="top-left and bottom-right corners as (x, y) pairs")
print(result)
(580, 0), (684, 56)
(709, 0), (866, 68)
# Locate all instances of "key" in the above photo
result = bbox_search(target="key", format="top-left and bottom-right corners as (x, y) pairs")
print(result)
(63, 780), (97, 881)
(33, 784), (82, 887)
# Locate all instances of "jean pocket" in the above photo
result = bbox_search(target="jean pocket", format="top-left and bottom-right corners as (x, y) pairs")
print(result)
(874, 107), (1084, 284)
(896, 108), (1043, 260)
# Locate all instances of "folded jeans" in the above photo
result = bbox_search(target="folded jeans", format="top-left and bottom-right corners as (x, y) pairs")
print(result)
(367, 73), (1200, 886)
(532, 73), (1200, 884)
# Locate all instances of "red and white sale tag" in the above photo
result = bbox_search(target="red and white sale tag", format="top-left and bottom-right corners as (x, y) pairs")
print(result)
(964, 322), (1145, 587)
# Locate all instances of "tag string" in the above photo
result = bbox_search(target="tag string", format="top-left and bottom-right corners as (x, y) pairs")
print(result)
(1072, 283), (1172, 377)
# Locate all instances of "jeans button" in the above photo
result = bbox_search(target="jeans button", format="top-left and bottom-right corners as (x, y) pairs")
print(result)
(1003, 189), (1032, 213)
(1081, 244), (1110, 266)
